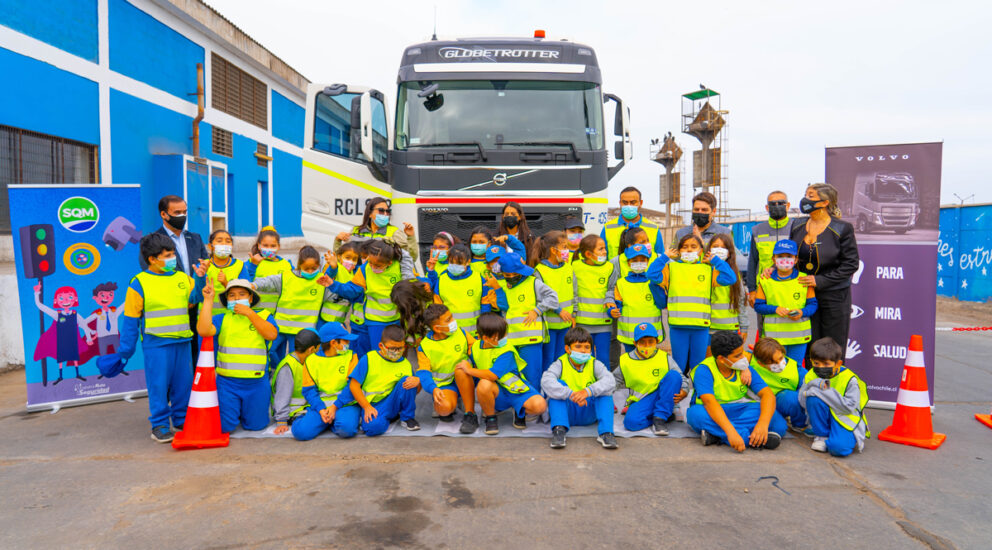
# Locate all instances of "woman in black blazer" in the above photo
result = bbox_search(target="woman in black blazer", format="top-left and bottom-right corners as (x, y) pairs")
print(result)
(790, 183), (860, 358)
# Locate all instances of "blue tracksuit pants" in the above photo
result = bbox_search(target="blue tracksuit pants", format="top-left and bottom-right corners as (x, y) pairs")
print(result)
(542, 328), (568, 374)
(268, 332), (291, 371)
(576, 329), (612, 371)
(335, 383), (418, 437)
(548, 394), (615, 435)
(806, 396), (858, 457)
(784, 344), (807, 368)
(350, 322), (370, 359)
(144, 341), (192, 429)
(669, 326), (710, 373)
(291, 406), (358, 440)
(623, 370), (684, 431)
(216, 375), (271, 432)
(686, 401), (788, 446)
(517, 343), (544, 390)
(775, 389), (808, 429)
(365, 322), (400, 356)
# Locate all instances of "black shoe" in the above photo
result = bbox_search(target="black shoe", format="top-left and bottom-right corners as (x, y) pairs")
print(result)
(76, 374), (87, 381)
(439, 413), (455, 423)
(597, 432), (618, 449)
(52, 377), (64, 386)
(484, 415), (499, 435)
(151, 426), (173, 443)
(550, 426), (567, 449)
(700, 429), (720, 446)
(401, 418), (421, 431)
(651, 417), (670, 436)
(513, 414), (526, 429)
(763, 431), (782, 450)
(459, 413), (479, 434)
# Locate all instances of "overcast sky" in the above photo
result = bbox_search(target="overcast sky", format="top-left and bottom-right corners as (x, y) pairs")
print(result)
(208, 0), (992, 211)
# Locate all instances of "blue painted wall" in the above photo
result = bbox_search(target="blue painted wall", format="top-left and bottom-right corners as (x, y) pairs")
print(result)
(109, 0), (203, 102)
(273, 148), (302, 236)
(937, 204), (992, 302)
(0, 0), (98, 62)
(0, 48), (100, 144)
(272, 90), (305, 148)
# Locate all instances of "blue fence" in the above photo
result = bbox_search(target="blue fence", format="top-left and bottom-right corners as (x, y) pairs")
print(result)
(728, 204), (992, 303)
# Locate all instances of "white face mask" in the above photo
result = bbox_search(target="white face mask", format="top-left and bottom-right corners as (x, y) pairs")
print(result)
(447, 320), (459, 333)
(596, 254), (607, 264)
(213, 244), (232, 258)
(629, 261), (649, 273)
(768, 358), (788, 373)
(710, 247), (729, 261)
(726, 356), (749, 371)
(775, 257), (796, 270)
(681, 251), (699, 263)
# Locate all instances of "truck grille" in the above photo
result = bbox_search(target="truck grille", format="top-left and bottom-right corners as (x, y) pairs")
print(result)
(417, 205), (583, 258)
(880, 205), (915, 226)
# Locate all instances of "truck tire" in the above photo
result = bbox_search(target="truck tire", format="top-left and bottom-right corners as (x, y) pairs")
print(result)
(856, 216), (870, 233)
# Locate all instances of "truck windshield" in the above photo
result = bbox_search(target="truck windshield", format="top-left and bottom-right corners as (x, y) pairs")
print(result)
(873, 175), (917, 201)
(395, 80), (603, 151)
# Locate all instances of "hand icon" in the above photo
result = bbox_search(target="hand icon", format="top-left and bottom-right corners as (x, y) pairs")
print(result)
(845, 339), (862, 360)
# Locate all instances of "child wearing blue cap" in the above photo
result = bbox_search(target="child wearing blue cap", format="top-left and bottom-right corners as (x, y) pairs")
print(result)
(290, 322), (360, 440)
(540, 326), (618, 449)
(615, 322), (688, 435)
(754, 239), (818, 365)
(492, 252), (559, 429)
(615, 243), (666, 352)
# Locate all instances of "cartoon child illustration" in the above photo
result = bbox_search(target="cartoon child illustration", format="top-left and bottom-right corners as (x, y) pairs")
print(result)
(33, 285), (96, 385)
(85, 282), (123, 356)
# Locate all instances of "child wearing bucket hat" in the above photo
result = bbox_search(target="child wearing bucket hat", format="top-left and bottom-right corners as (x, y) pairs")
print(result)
(290, 322), (360, 440)
(197, 278), (279, 433)
(753, 239), (818, 365)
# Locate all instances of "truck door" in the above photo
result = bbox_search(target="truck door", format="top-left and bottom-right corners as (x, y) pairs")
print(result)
(302, 83), (390, 242)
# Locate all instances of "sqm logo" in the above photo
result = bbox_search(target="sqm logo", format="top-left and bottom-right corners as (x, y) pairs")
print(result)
(58, 196), (100, 233)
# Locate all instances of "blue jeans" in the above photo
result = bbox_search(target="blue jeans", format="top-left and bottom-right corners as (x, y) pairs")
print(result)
(806, 396), (857, 456)
(517, 343), (544, 390)
(216, 374), (271, 432)
(548, 394), (615, 435)
(776, 389), (808, 428)
(623, 370), (684, 431)
(144, 341), (192, 429)
(669, 326), (710, 373)
(686, 401), (788, 446)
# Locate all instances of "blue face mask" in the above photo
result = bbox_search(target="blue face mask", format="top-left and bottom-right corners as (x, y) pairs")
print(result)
(447, 263), (467, 276)
(227, 299), (250, 312)
(436, 250), (448, 263)
(374, 213), (390, 227)
(300, 269), (320, 280)
(570, 350), (592, 364)
(621, 205), (639, 220)
(497, 336), (508, 348)
(162, 257), (177, 272)
(470, 243), (487, 256)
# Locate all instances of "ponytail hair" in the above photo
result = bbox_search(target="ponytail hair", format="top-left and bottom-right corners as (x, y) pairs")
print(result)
(528, 231), (564, 267)
(809, 183), (843, 218)
(390, 278), (434, 341)
(573, 234), (602, 263)
(365, 238), (401, 264)
(618, 226), (647, 257)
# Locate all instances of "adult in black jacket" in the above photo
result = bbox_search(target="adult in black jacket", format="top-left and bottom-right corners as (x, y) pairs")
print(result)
(790, 183), (860, 360)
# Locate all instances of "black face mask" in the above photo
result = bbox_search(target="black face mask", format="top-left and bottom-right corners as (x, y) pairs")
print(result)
(768, 203), (788, 220)
(691, 212), (710, 228)
(166, 214), (187, 231)
(799, 197), (822, 215)
(503, 215), (519, 229)
(813, 366), (836, 379)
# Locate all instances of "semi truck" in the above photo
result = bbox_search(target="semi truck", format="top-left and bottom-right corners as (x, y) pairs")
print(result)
(300, 31), (631, 258)
(851, 171), (920, 234)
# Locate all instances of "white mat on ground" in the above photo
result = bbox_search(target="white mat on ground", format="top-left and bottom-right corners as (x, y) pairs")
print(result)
(231, 393), (723, 439)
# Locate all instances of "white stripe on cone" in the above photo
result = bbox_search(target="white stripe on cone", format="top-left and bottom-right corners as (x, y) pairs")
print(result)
(895, 388), (932, 408)
(197, 353), (216, 368)
(188, 390), (219, 408)
(904, 350), (925, 368)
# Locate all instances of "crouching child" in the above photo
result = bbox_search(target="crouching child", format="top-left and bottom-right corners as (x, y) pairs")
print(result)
(798, 337), (869, 456)
(291, 322), (359, 440)
(615, 323), (688, 436)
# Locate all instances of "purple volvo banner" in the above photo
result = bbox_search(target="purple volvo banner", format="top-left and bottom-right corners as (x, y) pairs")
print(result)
(825, 142), (942, 406)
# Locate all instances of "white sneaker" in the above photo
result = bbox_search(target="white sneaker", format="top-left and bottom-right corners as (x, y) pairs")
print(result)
(810, 436), (827, 453)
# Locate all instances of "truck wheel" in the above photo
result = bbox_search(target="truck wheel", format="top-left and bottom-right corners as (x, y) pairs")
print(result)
(856, 216), (870, 233)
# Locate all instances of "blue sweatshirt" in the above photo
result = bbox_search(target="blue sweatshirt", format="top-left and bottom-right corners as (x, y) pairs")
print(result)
(118, 270), (206, 359)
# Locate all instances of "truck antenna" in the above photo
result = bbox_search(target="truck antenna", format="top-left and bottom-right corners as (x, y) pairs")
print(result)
(431, 5), (438, 40)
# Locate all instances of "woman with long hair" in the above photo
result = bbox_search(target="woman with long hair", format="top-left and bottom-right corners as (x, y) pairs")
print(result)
(496, 201), (533, 261)
(334, 197), (420, 262)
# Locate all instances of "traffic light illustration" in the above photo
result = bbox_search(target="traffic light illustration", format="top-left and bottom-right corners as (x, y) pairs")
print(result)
(19, 224), (56, 279)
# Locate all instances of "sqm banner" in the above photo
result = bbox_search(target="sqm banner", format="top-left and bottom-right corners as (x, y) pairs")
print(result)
(8, 185), (147, 411)
(825, 142), (942, 407)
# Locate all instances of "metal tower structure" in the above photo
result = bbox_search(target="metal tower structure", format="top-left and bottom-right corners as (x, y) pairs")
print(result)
(650, 132), (683, 227)
(682, 86), (729, 220)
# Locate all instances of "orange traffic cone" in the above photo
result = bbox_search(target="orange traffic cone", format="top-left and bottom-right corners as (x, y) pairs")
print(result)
(878, 335), (946, 450)
(172, 336), (229, 450)
(977, 408), (992, 429)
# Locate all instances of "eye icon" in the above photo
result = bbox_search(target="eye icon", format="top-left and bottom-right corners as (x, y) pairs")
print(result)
(850, 305), (864, 319)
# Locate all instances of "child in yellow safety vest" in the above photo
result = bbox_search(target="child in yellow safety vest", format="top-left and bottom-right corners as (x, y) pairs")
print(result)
(458, 313), (547, 435)
(203, 230), (250, 310)
(570, 235), (619, 371)
(614, 323), (688, 436)
(271, 329), (320, 432)
(243, 228), (293, 315)
(252, 246), (336, 371)
(798, 337), (869, 456)
(658, 234), (738, 373)
(425, 231), (458, 276)
(610, 226), (652, 278)
(115, 233), (209, 443)
(290, 322), (360, 440)
(416, 304), (480, 434)
(614, 243), (666, 353)
(317, 241), (360, 331)
(749, 337), (809, 431)
(197, 278), (278, 433)
(429, 244), (494, 338)
(468, 226), (496, 280)
(338, 325), (421, 436)
(540, 326), (618, 450)
(706, 234), (750, 336)
(754, 239), (817, 366)
(531, 232), (576, 373)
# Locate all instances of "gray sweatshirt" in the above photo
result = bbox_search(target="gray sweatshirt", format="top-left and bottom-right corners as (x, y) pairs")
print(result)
(572, 260), (619, 334)
(613, 350), (691, 395)
(530, 277), (561, 315)
(271, 364), (296, 424)
(798, 375), (867, 452)
(541, 357), (615, 401)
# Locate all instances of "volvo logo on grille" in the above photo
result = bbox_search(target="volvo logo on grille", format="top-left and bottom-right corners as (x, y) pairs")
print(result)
(492, 173), (508, 186)
(420, 207), (449, 213)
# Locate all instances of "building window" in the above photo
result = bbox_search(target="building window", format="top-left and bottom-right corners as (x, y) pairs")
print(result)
(211, 53), (267, 129)
(212, 127), (233, 157)
(0, 124), (98, 233)
(256, 143), (269, 167)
